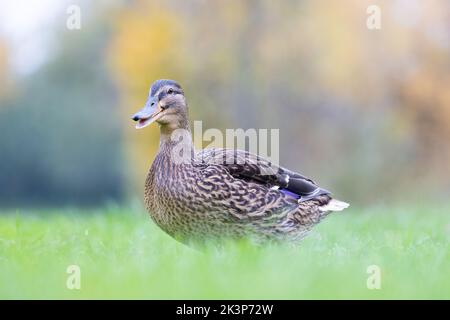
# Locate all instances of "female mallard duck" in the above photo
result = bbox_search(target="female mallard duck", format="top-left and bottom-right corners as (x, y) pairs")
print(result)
(132, 79), (349, 244)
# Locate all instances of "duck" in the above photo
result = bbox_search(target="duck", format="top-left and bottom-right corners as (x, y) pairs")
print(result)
(132, 79), (349, 244)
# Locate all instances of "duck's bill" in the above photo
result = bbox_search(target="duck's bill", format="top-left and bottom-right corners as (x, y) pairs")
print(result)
(133, 108), (163, 129)
(135, 113), (159, 129)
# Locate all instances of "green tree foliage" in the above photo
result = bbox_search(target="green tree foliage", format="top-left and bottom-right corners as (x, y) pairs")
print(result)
(0, 24), (124, 206)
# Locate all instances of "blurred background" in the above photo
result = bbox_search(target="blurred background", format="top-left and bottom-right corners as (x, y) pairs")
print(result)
(0, 0), (449, 208)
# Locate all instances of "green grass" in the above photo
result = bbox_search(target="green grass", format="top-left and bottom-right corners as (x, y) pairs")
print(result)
(0, 204), (449, 299)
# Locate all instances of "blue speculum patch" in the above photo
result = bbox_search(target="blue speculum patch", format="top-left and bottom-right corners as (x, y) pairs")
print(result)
(280, 188), (300, 199)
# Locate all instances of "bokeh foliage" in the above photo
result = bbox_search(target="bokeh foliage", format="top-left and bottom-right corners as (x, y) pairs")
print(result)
(0, 0), (449, 206)
(0, 19), (124, 205)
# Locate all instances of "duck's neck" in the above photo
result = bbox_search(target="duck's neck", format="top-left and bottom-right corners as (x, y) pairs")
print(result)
(159, 119), (191, 142)
(158, 121), (195, 164)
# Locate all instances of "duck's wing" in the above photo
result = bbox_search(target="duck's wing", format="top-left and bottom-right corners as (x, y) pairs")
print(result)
(196, 148), (331, 202)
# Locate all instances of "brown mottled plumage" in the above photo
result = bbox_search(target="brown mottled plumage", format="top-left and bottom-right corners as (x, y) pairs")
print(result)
(132, 79), (349, 244)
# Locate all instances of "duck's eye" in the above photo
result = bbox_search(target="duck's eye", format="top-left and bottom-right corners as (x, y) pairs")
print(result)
(167, 88), (174, 94)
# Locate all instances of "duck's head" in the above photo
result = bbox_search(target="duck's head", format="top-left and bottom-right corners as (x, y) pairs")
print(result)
(132, 79), (188, 130)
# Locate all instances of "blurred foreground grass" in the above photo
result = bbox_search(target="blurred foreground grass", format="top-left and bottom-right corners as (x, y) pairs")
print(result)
(0, 205), (449, 299)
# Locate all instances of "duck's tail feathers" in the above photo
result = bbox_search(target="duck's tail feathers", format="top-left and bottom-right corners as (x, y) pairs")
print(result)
(319, 199), (349, 212)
